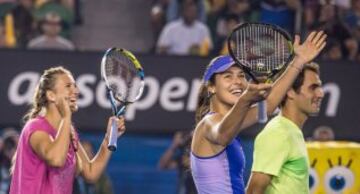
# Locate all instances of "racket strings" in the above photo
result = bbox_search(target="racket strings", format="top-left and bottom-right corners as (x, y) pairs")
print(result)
(104, 50), (143, 103)
(231, 24), (292, 75)
(107, 51), (137, 81)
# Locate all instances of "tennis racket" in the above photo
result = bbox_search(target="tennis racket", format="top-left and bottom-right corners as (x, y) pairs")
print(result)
(101, 48), (145, 151)
(227, 22), (294, 123)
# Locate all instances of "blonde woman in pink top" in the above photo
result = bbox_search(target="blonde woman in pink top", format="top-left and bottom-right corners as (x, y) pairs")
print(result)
(9, 66), (125, 194)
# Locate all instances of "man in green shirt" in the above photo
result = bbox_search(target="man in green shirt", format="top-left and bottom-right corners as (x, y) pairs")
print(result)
(246, 62), (324, 194)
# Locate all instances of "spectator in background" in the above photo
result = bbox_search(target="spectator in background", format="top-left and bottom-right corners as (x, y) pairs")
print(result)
(206, 0), (250, 54)
(345, 0), (360, 28)
(0, 128), (19, 194)
(304, 0), (350, 35)
(167, 0), (206, 23)
(33, 0), (75, 38)
(158, 131), (196, 194)
(1, 127), (19, 142)
(156, 0), (212, 56)
(28, 12), (75, 50)
(303, 0), (319, 33)
(312, 126), (335, 141)
(215, 0), (249, 39)
(344, 0), (360, 61)
(73, 140), (114, 194)
(150, 0), (170, 52)
(257, 0), (301, 35)
(215, 13), (239, 55)
(311, 2), (358, 60)
(321, 39), (343, 60)
(9, 0), (36, 48)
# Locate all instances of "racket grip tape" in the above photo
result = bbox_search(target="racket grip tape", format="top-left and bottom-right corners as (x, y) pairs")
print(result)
(258, 100), (268, 124)
(107, 118), (118, 151)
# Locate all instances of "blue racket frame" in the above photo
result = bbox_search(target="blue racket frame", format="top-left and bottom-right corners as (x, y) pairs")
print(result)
(101, 48), (145, 151)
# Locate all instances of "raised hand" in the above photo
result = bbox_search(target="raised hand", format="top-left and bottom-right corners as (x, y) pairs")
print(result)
(293, 31), (327, 65)
(55, 96), (72, 118)
(106, 116), (126, 138)
(242, 83), (272, 104)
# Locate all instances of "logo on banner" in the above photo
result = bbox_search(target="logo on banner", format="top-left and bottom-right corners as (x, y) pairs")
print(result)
(7, 71), (203, 120)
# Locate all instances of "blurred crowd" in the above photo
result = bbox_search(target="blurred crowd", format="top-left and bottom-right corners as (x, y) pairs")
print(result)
(0, 0), (359, 61)
(150, 0), (360, 61)
(0, 0), (81, 50)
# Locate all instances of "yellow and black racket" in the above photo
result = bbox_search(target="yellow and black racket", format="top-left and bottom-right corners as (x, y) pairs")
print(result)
(227, 22), (294, 123)
(101, 48), (145, 151)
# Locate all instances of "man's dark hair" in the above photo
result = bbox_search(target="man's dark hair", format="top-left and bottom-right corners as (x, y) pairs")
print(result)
(280, 62), (320, 107)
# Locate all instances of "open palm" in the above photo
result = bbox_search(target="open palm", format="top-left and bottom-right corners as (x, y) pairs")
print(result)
(293, 31), (327, 65)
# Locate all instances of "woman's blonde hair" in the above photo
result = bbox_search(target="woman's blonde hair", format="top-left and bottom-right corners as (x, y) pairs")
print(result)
(23, 66), (72, 122)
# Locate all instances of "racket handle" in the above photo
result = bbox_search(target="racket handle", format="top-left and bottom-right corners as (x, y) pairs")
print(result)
(258, 100), (268, 124)
(107, 118), (118, 151)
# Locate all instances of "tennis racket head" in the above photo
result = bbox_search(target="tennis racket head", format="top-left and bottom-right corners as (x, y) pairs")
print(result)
(227, 22), (294, 83)
(100, 48), (145, 151)
(101, 48), (145, 107)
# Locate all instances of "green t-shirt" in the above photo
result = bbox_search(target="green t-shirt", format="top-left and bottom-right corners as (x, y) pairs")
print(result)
(252, 115), (309, 194)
